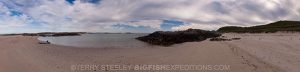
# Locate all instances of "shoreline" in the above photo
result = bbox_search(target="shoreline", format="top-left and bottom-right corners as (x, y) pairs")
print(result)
(1, 33), (298, 72)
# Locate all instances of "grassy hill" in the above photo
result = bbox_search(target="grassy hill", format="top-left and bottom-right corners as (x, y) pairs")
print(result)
(217, 21), (300, 33)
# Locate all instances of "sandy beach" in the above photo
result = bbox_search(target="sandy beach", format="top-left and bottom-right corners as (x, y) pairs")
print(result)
(1, 33), (299, 72)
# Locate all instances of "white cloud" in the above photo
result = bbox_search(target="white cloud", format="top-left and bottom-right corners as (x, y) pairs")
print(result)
(0, 3), (29, 28)
(1, 0), (300, 33)
(126, 20), (163, 29)
(171, 23), (228, 31)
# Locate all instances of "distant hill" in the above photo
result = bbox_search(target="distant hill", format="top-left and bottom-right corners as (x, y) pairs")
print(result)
(217, 21), (300, 33)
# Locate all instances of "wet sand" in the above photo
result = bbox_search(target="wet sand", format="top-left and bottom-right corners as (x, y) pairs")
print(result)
(1, 33), (298, 72)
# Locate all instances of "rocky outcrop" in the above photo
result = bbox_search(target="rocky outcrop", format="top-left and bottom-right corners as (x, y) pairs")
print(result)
(136, 29), (222, 46)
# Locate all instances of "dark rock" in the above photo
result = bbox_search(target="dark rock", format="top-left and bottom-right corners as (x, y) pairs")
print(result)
(136, 29), (222, 46)
(231, 38), (241, 40)
(210, 37), (231, 41)
(210, 37), (241, 41)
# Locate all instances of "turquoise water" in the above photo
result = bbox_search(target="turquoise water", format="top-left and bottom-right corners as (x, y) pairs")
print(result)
(38, 33), (152, 48)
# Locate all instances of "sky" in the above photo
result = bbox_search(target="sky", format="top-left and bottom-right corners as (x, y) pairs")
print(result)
(1, 0), (300, 33)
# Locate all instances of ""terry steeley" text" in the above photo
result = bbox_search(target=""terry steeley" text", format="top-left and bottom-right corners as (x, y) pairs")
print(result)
(70, 64), (231, 71)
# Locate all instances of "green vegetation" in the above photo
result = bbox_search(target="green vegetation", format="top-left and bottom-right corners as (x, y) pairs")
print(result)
(217, 21), (300, 33)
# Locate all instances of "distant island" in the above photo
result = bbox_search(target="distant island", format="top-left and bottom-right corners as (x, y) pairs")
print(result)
(217, 21), (300, 33)
(22, 32), (86, 37)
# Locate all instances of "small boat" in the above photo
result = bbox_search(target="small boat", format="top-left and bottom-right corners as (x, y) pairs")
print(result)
(39, 41), (51, 44)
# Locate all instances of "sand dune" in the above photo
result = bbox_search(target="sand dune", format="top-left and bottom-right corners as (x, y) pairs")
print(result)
(1, 33), (298, 72)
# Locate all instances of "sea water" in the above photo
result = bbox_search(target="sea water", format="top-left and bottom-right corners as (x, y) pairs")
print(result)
(38, 33), (152, 48)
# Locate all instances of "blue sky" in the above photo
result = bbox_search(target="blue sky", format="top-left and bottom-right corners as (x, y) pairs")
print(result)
(0, 0), (300, 33)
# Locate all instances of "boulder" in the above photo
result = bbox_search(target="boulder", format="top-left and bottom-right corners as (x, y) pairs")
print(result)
(209, 37), (231, 41)
(231, 38), (241, 40)
(136, 29), (221, 46)
(209, 37), (241, 41)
